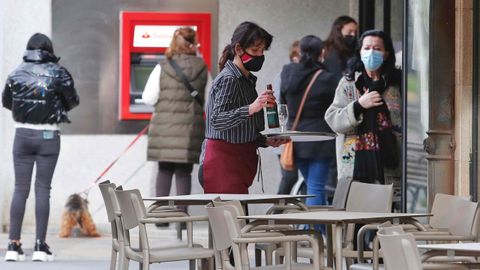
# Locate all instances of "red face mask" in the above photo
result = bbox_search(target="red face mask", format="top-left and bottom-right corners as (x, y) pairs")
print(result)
(240, 51), (265, 72)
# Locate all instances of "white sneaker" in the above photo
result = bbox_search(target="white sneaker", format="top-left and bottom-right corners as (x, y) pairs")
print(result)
(4, 242), (26, 262)
(32, 240), (54, 262)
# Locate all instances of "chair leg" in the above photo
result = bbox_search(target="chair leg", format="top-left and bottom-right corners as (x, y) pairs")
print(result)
(122, 258), (130, 270)
(189, 259), (196, 270)
(142, 259), (149, 270)
(255, 249), (262, 266)
(200, 258), (214, 270)
(119, 251), (128, 270)
(265, 246), (274, 265)
(110, 249), (117, 270)
(177, 223), (183, 240)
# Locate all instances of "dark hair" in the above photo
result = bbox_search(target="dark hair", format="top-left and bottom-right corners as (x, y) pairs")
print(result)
(26, 33), (54, 54)
(324, 15), (357, 61)
(219, 21), (273, 71)
(299, 35), (324, 68)
(346, 29), (400, 85)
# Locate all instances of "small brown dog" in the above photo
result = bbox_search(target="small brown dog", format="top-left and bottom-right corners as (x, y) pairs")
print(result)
(59, 193), (100, 238)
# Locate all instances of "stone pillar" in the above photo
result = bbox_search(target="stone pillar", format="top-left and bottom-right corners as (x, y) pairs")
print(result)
(454, 0), (473, 197)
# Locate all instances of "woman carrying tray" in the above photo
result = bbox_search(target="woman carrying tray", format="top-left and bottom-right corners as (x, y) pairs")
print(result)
(200, 21), (288, 194)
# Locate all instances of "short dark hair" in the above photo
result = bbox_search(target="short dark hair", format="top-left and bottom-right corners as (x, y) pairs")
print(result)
(26, 33), (54, 54)
(299, 35), (324, 68)
(219, 21), (273, 71)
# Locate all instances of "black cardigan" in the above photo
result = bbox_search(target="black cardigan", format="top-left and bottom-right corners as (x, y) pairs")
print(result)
(280, 62), (337, 159)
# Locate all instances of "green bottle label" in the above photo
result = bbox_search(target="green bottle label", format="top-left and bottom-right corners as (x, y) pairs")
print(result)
(266, 104), (280, 128)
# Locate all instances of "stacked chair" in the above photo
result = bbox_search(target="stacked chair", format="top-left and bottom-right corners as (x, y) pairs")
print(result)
(377, 223), (469, 270)
(98, 181), (214, 270)
(352, 193), (480, 270)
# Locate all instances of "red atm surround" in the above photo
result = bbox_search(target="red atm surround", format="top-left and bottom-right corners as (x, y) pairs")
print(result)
(119, 12), (211, 120)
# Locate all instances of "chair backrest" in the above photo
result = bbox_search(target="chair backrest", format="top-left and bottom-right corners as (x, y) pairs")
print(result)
(114, 188), (146, 230)
(429, 193), (471, 229)
(447, 198), (478, 236)
(211, 199), (247, 227)
(331, 178), (353, 209)
(377, 225), (422, 270)
(346, 182), (393, 212)
(205, 203), (233, 252)
(98, 180), (116, 222)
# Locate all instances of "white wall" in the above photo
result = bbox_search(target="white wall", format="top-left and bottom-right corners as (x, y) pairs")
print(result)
(0, 0), (52, 232)
(218, 0), (354, 93)
(1, 0), (354, 233)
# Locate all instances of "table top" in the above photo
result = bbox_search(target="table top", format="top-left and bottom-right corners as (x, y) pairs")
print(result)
(238, 211), (431, 224)
(418, 242), (480, 252)
(262, 131), (336, 142)
(143, 194), (313, 204)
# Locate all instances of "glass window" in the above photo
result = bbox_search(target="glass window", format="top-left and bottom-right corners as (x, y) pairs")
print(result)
(406, 0), (430, 213)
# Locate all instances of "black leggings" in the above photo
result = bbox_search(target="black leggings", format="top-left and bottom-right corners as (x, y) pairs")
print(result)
(156, 162), (193, 210)
(9, 128), (60, 242)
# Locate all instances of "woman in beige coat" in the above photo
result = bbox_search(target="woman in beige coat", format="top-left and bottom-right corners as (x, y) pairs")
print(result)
(325, 29), (402, 207)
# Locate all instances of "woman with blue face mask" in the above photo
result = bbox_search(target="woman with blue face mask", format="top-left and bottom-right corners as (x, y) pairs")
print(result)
(325, 30), (402, 207)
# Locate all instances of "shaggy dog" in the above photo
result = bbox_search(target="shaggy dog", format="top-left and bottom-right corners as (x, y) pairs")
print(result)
(59, 193), (100, 237)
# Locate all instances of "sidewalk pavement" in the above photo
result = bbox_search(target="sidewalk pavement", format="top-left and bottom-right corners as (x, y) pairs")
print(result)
(0, 223), (211, 270)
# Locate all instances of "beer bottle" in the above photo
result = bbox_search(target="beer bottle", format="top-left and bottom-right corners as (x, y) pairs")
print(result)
(266, 84), (280, 129)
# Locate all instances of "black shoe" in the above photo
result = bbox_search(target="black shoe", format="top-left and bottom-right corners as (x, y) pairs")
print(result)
(32, 240), (54, 262)
(4, 242), (26, 261)
(155, 222), (169, 228)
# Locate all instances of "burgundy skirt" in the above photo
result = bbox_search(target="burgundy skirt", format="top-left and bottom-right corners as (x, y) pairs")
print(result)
(203, 139), (258, 194)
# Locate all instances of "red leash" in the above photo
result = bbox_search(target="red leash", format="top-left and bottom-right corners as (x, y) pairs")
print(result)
(81, 125), (149, 195)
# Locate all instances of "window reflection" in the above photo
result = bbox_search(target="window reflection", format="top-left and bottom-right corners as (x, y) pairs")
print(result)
(406, 0), (430, 213)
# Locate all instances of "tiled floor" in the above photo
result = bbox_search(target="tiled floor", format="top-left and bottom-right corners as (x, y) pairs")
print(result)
(0, 223), (211, 270)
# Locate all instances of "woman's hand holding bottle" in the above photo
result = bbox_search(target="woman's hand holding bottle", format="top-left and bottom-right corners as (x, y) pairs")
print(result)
(248, 89), (276, 116)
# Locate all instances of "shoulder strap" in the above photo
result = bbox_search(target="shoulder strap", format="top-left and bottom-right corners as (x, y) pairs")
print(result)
(167, 58), (204, 107)
(291, 69), (323, 131)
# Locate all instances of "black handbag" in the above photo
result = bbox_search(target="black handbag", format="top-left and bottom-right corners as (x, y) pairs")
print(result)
(167, 58), (204, 107)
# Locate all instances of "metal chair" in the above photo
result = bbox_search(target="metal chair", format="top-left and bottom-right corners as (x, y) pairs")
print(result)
(205, 202), (324, 269)
(114, 187), (214, 270)
(210, 198), (296, 267)
(377, 224), (469, 270)
(98, 181), (192, 270)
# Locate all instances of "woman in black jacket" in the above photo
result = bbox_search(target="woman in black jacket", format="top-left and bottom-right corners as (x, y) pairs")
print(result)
(2, 33), (79, 262)
(280, 35), (336, 209)
(323, 15), (358, 83)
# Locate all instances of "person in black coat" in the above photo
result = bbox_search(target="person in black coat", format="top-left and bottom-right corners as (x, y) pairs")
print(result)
(323, 15), (358, 83)
(2, 33), (79, 262)
(280, 35), (336, 209)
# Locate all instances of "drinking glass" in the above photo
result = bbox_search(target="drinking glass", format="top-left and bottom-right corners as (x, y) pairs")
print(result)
(278, 104), (289, 133)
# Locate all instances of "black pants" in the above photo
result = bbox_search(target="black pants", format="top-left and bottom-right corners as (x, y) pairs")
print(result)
(156, 162), (193, 211)
(9, 128), (60, 242)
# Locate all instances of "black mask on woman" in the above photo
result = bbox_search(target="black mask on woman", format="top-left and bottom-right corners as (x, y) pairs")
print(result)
(343, 35), (357, 52)
(240, 51), (265, 72)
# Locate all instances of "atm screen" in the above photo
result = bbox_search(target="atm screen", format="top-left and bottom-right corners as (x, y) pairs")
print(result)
(129, 53), (164, 113)
(131, 65), (154, 96)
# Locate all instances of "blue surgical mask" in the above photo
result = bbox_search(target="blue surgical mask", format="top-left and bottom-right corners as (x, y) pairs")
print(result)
(360, 49), (384, 71)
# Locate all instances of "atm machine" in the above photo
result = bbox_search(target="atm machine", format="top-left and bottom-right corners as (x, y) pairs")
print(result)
(119, 12), (211, 120)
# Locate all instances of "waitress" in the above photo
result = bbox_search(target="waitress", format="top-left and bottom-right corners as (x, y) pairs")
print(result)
(201, 21), (287, 194)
